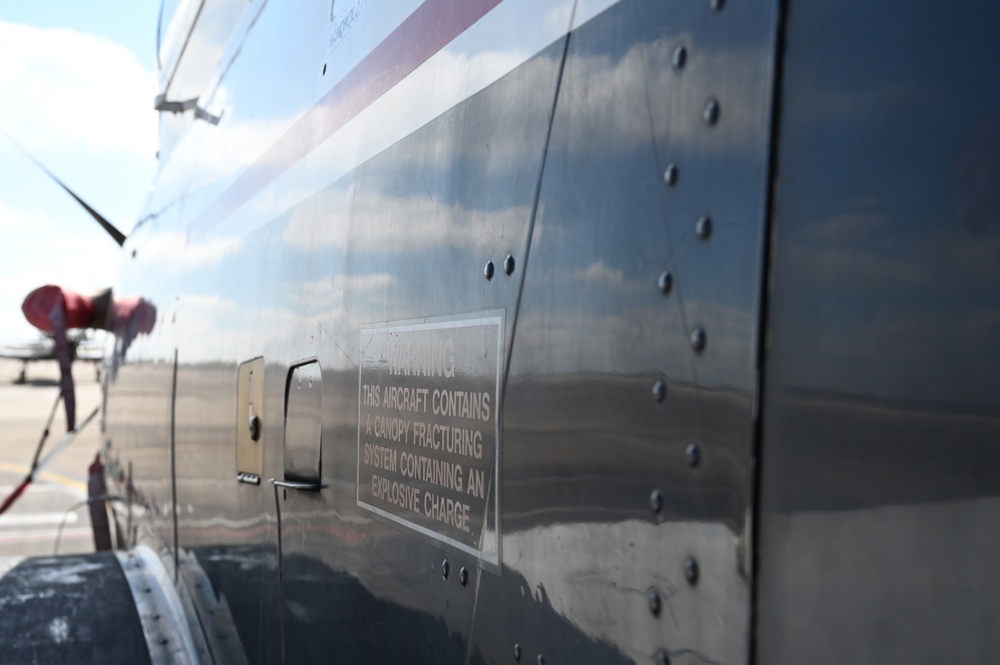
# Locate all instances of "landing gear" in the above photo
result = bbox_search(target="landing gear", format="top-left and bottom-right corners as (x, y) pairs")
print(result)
(15, 363), (26, 385)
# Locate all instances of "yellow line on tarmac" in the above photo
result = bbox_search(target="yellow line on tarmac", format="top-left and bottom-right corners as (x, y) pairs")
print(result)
(0, 461), (87, 494)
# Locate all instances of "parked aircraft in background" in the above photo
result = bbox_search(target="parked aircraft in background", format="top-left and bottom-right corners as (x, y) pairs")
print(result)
(0, 0), (998, 664)
(0, 330), (103, 384)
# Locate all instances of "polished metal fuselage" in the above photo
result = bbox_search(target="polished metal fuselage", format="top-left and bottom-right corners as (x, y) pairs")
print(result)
(103, 0), (1000, 663)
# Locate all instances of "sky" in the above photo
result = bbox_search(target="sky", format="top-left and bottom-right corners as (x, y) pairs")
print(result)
(0, 1), (161, 342)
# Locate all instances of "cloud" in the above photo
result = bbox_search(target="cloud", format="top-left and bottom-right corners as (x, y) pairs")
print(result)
(0, 21), (157, 158)
(0, 197), (48, 232)
(134, 231), (242, 269)
(283, 186), (533, 253)
(572, 261), (625, 288)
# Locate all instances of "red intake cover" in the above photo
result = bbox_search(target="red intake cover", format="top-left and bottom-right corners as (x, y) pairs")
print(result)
(22, 285), (96, 331)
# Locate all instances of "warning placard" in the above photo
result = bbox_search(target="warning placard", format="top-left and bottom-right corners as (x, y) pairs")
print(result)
(357, 311), (503, 565)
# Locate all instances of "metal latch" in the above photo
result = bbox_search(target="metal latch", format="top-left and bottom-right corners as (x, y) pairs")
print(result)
(236, 357), (264, 485)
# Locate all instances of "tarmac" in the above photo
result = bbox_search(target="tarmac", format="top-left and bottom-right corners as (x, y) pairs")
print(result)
(0, 357), (104, 564)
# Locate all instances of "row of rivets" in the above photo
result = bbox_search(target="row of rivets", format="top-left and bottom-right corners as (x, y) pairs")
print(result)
(441, 559), (469, 586)
(484, 255), (516, 281)
(512, 644), (544, 664)
(646, 2), (723, 657)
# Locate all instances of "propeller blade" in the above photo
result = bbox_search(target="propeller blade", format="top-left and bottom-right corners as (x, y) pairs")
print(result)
(0, 124), (127, 247)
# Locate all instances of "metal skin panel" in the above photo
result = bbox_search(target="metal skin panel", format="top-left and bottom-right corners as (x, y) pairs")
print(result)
(757, 1), (1000, 663)
(105, 1), (779, 663)
(269, 40), (564, 663)
(102, 255), (176, 554)
(491, 0), (778, 663)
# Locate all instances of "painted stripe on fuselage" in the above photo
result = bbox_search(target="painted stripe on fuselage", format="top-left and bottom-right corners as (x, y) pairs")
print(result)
(189, 0), (503, 238)
(185, 0), (624, 244)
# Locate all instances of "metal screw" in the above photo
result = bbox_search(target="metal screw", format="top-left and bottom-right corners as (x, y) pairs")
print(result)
(663, 163), (678, 187)
(484, 261), (495, 280)
(657, 271), (673, 295)
(690, 326), (706, 353)
(684, 557), (699, 585)
(650, 489), (664, 514)
(648, 588), (662, 616)
(248, 414), (261, 441)
(672, 45), (687, 70)
(514, 644), (522, 661)
(652, 379), (667, 403)
(656, 650), (672, 665)
(695, 215), (713, 239)
(537, 656), (545, 665)
(703, 98), (720, 125)
(441, 559), (450, 580)
(459, 566), (469, 586)
(504, 254), (516, 275)
(686, 442), (701, 468)
(710, 0), (725, 11)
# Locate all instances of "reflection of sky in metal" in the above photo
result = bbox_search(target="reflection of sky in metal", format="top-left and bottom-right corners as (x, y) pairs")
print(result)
(129, 4), (776, 399)
(769, 1), (1000, 405)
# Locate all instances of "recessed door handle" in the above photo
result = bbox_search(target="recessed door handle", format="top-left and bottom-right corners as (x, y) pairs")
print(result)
(270, 478), (327, 492)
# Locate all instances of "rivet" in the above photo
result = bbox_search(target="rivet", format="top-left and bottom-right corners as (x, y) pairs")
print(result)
(648, 588), (662, 616)
(514, 643), (522, 661)
(248, 414), (261, 441)
(703, 98), (720, 125)
(657, 271), (673, 295)
(537, 656), (545, 665)
(695, 215), (712, 239)
(663, 163), (678, 187)
(484, 261), (495, 280)
(441, 559), (450, 580)
(684, 557), (699, 585)
(650, 489), (664, 514)
(690, 326), (706, 353)
(651, 379), (667, 403)
(672, 45), (687, 70)
(710, 0), (725, 11)
(656, 650), (672, 665)
(504, 254), (516, 275)
(686, 442), (701, 468)
(459, 566), (469, 586)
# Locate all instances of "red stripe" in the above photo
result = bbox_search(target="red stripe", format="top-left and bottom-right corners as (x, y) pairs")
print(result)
(189, 0), (504, 238)
(0, 479), (30, 516)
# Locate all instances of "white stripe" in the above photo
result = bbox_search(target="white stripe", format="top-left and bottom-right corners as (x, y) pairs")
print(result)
(0, 528), (90, 544)
(190, 0), (626, 246)
(0, 512), (79, 527)
(0, 484), (77, 494)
